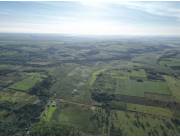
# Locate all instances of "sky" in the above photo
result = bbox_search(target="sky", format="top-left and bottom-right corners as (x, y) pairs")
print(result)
(0, 0), (180, 36)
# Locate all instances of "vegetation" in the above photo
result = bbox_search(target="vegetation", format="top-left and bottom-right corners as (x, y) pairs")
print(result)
(0, 34), (180, 135)
(10, 73), (43, 91)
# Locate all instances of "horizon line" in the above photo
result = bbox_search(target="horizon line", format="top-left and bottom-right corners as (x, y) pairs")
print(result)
(0, 32), (180, 37)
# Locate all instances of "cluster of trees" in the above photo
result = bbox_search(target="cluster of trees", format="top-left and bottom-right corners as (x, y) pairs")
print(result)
(91, 91), (115, 103)
(110, 124), (123, 136)
(29, 75), (54, 101)
(146, 70), (165, 81)
(0, 121), (20, 135)
(0, 74), (55, 135)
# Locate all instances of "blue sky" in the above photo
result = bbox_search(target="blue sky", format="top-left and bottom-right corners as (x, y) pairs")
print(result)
(0, 1), (180, 35)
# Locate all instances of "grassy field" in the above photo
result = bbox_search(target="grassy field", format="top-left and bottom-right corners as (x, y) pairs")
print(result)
(0, 90), (39, 106)
(120, 80), (170, 96)
(9, 73), (43, 91)
(165, 76), (180, 102)
(111, 110), (179, 135)
(55, 102), (101, 135)
(132, 53), (160, 65)
(92, 69), (171, 97)
(159, 58), (180, 67)
(41, 100), (57, 122)
(127, 103), (173, 117)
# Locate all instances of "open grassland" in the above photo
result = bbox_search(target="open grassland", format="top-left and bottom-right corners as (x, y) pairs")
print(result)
(92, 69), (171, 97)
(9, 73), (43, 91)
(57, 102), (101, 135)
(160, 58), (180, 67)
(0, 64), (16, 70)
(129, 69), (147, 79)
(127, 103), (173, 117)
(0, 90), (38, 105)
(120, 80), (170, 96)
(132, 53), (161, 65)
(50, 64), (93, 104)
(165, 76), (180, 102)
(111, 110), (179, 135)
(41, 100), (57, 122)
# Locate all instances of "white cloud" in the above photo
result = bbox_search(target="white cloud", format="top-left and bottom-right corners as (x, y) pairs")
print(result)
(0, 0), (180, 35)
(114, 1), (180, 19)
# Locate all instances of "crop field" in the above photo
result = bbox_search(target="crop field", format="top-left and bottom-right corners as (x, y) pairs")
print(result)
(0, 34), (180, 135)
(91, 69), (171, 97)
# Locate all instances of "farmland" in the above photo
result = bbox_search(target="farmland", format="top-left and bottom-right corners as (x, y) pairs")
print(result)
(0, 34), (180, 135)
(10, 73), (44, 91)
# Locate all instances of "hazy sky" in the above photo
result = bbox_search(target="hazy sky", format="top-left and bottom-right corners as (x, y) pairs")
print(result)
(0, 1), (180, 35)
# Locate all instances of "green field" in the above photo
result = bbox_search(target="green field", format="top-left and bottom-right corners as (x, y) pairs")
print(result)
(57, 102), (101, 135)
(9, 73), (43, 91)
(0, 90), (39, 107)
(92, 69), (171, 97)
(165, 76), (180, 102)
(41, 100), (57, 122)
(111, 110), (179, 135)
(127, 103), (173, 117)
(119, 79), (170, 96)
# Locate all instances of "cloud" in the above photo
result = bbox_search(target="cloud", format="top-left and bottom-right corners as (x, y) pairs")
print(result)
(113, 1), (180, 19)
(0, 1), (180, 35)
